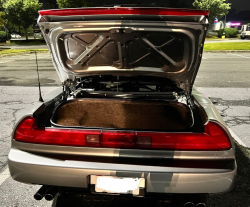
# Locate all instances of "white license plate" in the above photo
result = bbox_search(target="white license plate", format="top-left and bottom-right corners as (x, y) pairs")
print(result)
(90, 175), (145, 195)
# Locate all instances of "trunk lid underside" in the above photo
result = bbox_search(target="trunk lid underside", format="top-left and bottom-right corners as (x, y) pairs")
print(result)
(38, 7), (209, 93)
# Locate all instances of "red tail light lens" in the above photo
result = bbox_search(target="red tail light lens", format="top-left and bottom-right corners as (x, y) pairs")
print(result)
(102, 131), (135, 148)
(14, 117), (100, 147)
(14, 116), (231, 150)
(39, 8), (209, 17)
(136, 122), (231, 150)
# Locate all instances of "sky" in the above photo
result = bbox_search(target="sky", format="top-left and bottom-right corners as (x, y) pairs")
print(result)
(227, 0), (250, 21)
(229, 0), (250, 12)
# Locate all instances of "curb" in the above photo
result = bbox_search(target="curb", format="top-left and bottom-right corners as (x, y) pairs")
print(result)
(0, 50), (49, 57)
(204, 50), (250, 53)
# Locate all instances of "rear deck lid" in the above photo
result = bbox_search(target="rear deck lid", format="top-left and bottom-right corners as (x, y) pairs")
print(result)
(38, 7), (209, 92)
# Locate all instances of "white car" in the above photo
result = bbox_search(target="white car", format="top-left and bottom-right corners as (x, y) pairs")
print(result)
(241, 26), (250, 39)
(11, 33), (21, 39)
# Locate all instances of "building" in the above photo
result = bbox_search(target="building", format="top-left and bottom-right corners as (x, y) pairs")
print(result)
(209, 21), (242, 31)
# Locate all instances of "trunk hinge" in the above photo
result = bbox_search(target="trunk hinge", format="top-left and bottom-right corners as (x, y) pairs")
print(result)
(180, 79), (195, 108)
(62, 79), (77, 101)
(186, 92), (195, 109)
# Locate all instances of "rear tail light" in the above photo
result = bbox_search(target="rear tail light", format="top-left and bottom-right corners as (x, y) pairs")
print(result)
(136, 122), (231, 150)
(14, 116), (231, 151)
(135, 136), (151, 148)
(102, 131), (135, 148)
(14, 117), (100, 147)
(85, 134), (100, 146)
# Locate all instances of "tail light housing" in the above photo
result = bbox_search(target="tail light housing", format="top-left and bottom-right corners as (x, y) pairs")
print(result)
(14, 116), (231, 151)
(39, 8), (209, 17)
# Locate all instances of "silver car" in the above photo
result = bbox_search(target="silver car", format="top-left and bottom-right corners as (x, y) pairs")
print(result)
(34, 29), (44, 39)
(8, 6), (236, 205)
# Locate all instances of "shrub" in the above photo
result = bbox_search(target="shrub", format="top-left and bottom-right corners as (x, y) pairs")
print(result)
(0, 31), (9, 42)
(218, 28), (239, 38)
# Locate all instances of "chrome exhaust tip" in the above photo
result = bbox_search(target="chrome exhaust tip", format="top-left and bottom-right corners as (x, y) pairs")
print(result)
(34, 185), (51, 200)
(184, 201), (194, 207)
(45, 187), (58, 201)
(193, 194), (206, 207)
(196, 203), (206, 207)
(183, 194), (194, 207)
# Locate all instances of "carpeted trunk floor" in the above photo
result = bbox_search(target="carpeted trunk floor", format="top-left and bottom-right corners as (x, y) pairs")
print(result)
(54, 99), (193, 130)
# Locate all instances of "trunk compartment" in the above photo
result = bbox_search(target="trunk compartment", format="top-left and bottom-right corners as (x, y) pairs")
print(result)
(51, 99), (193, 131)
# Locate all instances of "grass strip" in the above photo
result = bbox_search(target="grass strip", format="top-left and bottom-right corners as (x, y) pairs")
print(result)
(205, 35), (221, 40)
(204, 42), (250, 50)
(0, 49), (48, 56)
(0, 39), (46, 46)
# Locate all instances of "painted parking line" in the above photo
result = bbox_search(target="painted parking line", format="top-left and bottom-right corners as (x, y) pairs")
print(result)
(202, 57), (208, 59)
(0, 167), (10, 186)
(228, 53), (250, 59)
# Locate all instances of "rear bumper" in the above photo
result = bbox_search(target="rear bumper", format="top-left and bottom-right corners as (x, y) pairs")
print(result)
(8, 148), (236, 194)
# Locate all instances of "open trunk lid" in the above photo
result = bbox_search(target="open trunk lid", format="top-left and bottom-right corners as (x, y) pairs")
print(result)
(38, 7), (209, 93)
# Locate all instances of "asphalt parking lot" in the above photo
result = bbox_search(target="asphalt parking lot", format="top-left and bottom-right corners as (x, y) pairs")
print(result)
(0, 52), (250, 206)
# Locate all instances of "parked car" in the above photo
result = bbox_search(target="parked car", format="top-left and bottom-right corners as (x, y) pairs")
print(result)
(8, 6), (236, 206)
(241, 26), (250, 39)
(33, 29), (43, 39)
(11, 33), (21, 39)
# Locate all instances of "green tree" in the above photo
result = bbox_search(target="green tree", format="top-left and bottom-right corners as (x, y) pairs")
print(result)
(0, 1), (4, 27)
(56, 0), (88, 8)
(0, 12), (4, 27)
(2, 0), (42, 40)
(193, 0), (231, 24)
(0, 0), (10, 39)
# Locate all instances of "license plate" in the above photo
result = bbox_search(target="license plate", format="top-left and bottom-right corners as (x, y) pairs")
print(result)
(90, 175), (145, 195)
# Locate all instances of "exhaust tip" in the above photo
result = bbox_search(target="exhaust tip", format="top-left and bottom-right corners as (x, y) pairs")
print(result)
(45, 194), (54, 201)
(184, 202), (194, 207)
(34, 185), (51, 201)
(44, 187), (58, 201)
(196, 203), (206, 207)
(34, 193), (43, 200)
